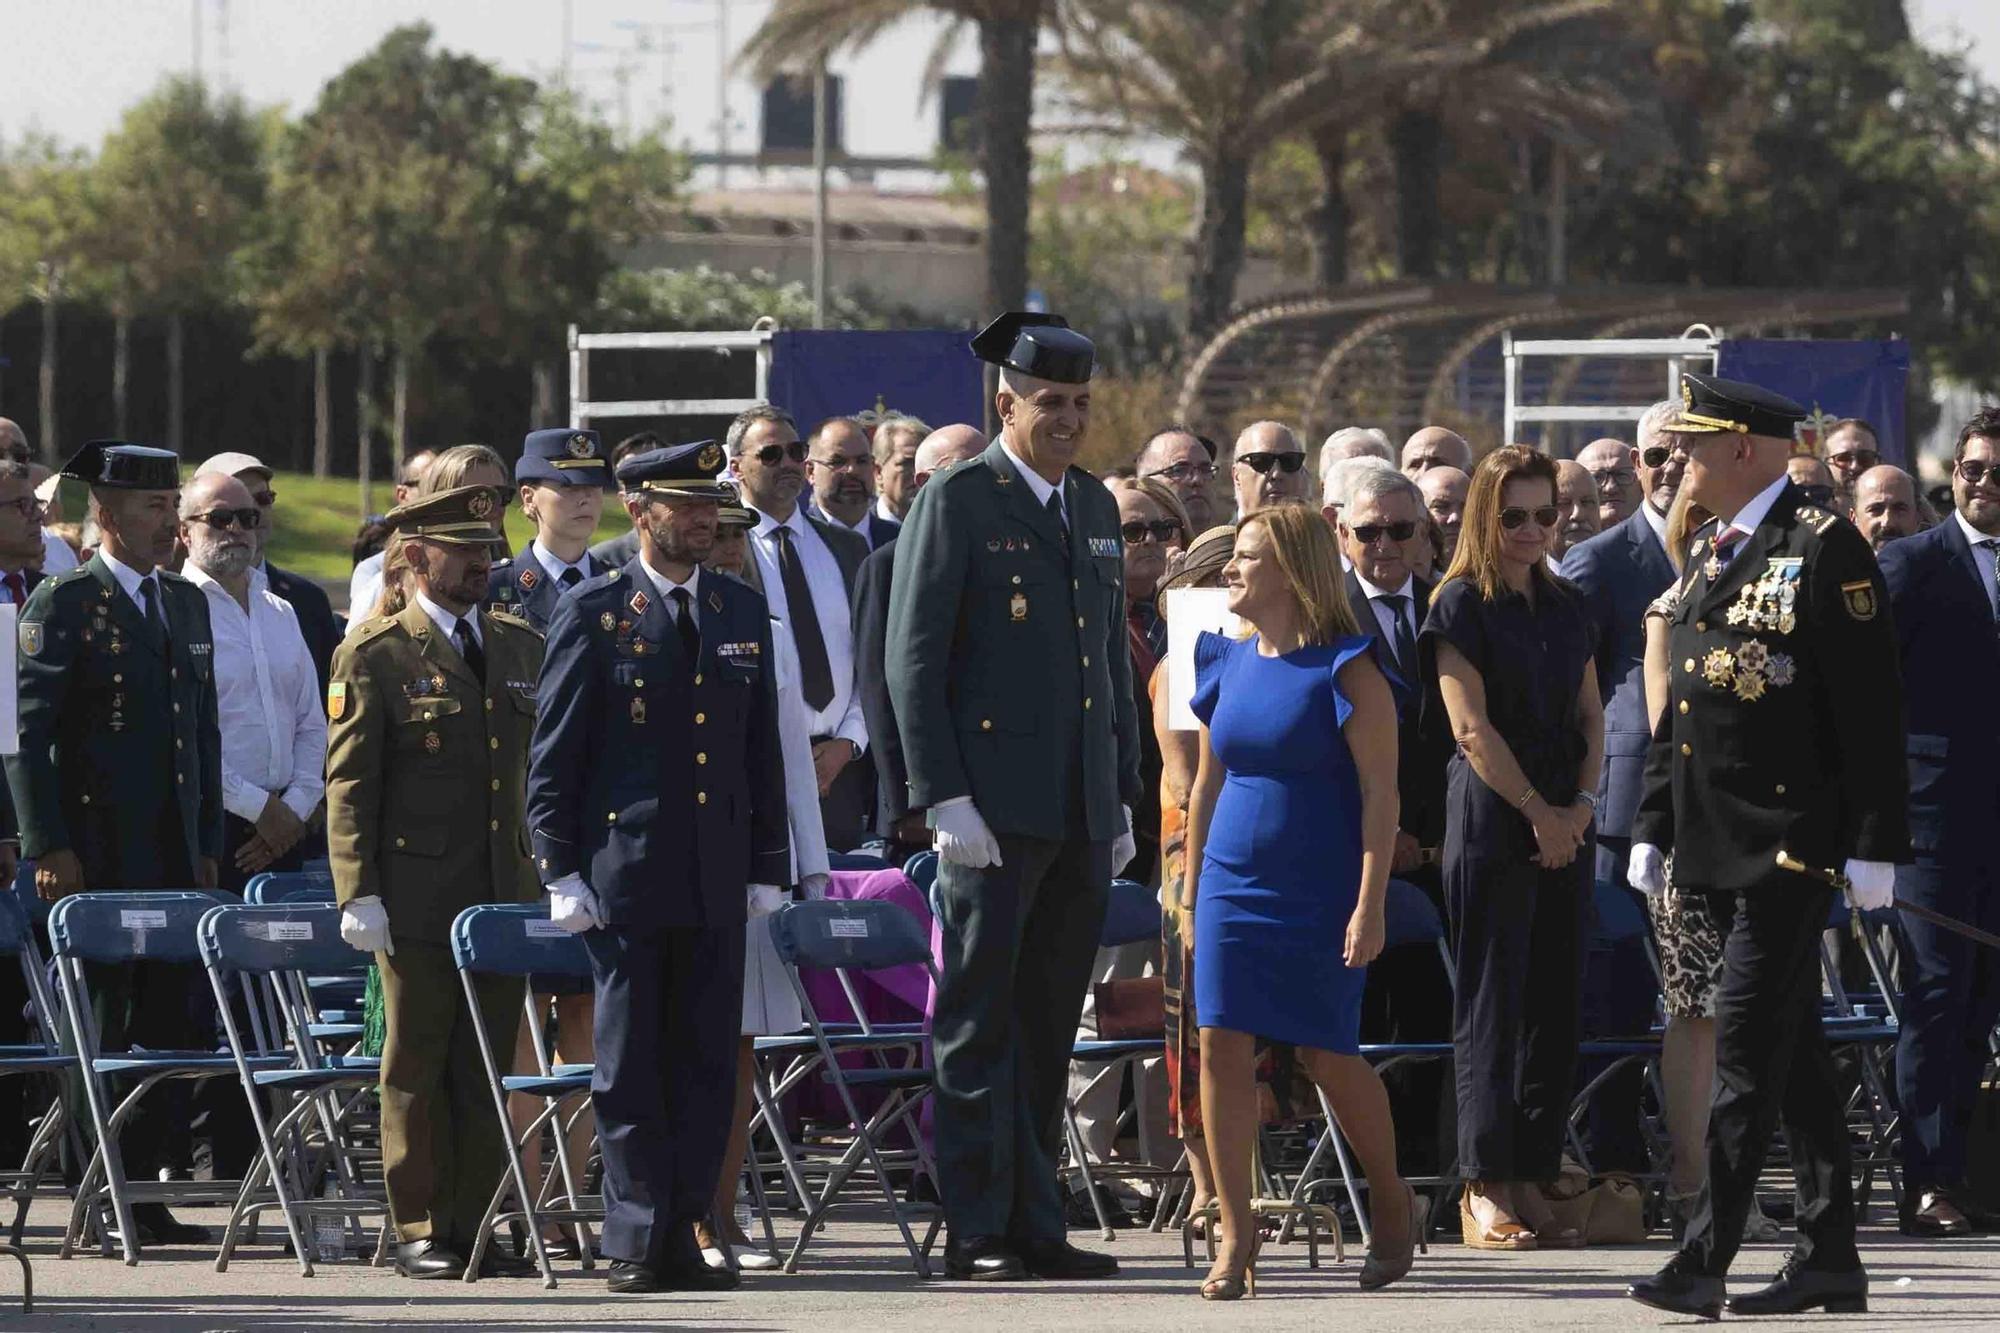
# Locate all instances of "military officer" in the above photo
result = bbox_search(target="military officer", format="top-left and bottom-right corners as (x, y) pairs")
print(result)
(886, 313), (1139, 1281)
(324, 485), (544, 1281)
(526, 441), (788, 1295)
(1626, 374), (1908, 1320)
(486, 427), (616, 630)
(5, 440), (221, 1249)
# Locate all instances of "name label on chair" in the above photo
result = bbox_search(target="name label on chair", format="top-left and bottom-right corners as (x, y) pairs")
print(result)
(524, 919), (568, 939)
(120, 910), (168, 929)
(829, 919), (870, 939)
(256, 921), (315, 942)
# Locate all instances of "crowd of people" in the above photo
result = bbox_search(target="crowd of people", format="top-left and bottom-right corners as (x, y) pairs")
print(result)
(0, 310), (1991, 1319)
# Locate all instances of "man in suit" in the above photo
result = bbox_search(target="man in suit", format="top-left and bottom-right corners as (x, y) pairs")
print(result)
(195, 451), (343, 693)
(1852, 463), (1928, 553)
(1577, 436), (1644, 529)
(326, 485), (543, 1281)
(348, 449), (437, 620)
(528, 441), (788, 1294)
(0, 456), (37, 1167)
(807, 416), (900, 551)
(728, 405), (874, 851)
(1628, 374), (1908, 1320)
(852, 424), (986, 859)
(1877, 406), (2000, 1238)
(888, 312), (1139, 1281)
(871, 413), (930, 522)
(8, 440), (222, 1248)
(486, 428), (616, 631)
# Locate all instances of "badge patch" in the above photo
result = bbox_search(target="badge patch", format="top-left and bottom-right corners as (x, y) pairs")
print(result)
(629, 590), (650, 616)
(467, 490), (494, 520)
(1841, 579), (1877, 621)
(568, 432), (595, 459)
(600, 612), (617, 632)
(697, 442), (723, 472)
(519, 568), (539, 592)
(1088, 535), (1120, 558)
(423, 731), (441, 754)
(19, 622), (41, 658)
(707, 589), (723, 613)
(1010, 591), (1028, 622)
(327, 681), (347, 720)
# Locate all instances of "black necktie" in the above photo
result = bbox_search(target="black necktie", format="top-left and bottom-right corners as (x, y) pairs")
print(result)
(454, 617), (485, 682)
(558, 565), (583, 591)
(1046, 490), (1070, 558)
(772, 526), (834, 710)
(670, 588), (701, 665)
(1378, 592), (1415, 676)
(140, 575), (168, 650)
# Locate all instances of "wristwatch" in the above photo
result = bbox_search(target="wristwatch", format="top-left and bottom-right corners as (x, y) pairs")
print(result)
(1575, 789), (1599, 810)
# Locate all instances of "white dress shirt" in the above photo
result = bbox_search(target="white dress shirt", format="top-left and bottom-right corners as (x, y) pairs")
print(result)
(98, 549), (166, 617)
(531, 540), (593, 587)
(186, 564), (328, 824)
(821, 505), (879, 551)
(348, 550), (385, 621)
(1956, 509), (2000, 615)
(874, 496), (902, 526)
(39, 530), (77, 576)
(1714, 473), (1792, 564)
(638, 556), (701, 613)
(1640, 498), (1669, 552)
(1000, 440), (1067, 525)
(414, 588), (482, 650)
(749, 508), (867, 750)
(1354, 571), (1418, 645)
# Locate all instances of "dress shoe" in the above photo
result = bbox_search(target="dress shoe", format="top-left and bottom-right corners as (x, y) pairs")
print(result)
(606, 1259), (659, 1293)
(1901, 1190), (1974, 1238)
(127, 1203), (212, 1247)
(944, 1234), (1026, 1281)
(474, 1246), (539, 1278)
(1726, 1257), (1867, 1316)
(1628, 1255), (1724, 1321)
(1017, 1237), (1119, 1279)
(393, 1238), (466, 1279)
(1063, 1185), (1134, 1230)
(659, 1254), (740, 1291)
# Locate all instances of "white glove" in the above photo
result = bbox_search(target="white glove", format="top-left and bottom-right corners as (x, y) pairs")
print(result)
(1110, 803), (1137, 877)
(548, 874), (602, 934)
(1843, 859), (1895, 913)
(747, 883), (789, 918)
(800, 872), (830, 902)
(932, 796), (1003, 869)
(1627, 843), (1668, 897)
(339, 895), (393, 955)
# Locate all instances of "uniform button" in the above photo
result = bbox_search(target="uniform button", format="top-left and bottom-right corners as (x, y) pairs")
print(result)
(607, 811), (617, 824)
(981, 719), (993, 731)
(170, 668), (177, 680)
(1695, 620), (1707, 632)
(490, 779), (500, 792)
(485, 699), (493, 711)
(80, 794), (90, 805)
(489, 820), (500, 831)
(1678, 701), (1689, 715)
(1775, 783), (1787, 795)
(1680, 743), (1692, 757)
(112, 673), (123, 684)
(696, 752), (708, 765)
(177, 773), (183, 784)
(489, 738), (499, 750)
(1073, 579), (1080, 590)
(694, 674), (702, 686)
(1684, 658), (1695, 673)
(395, 837), (406, 848)
(1076, 616), (1085, 628)
(1082, 655), (1090, 667)
(173, 703), (180, 713)
(423, 710), (434, 721)
(1085, 698), (1094, 710)
(634, 678), (645, 688)
(175, 739), (183, 750)
(697, 791), (708, 805)
(539, 858), (549, 870)
(694, 712), (706, 725)
(1011, 575), (1022, 585)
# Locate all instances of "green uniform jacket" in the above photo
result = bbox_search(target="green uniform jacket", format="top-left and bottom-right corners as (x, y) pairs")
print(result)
(6, 556), (223, 888)
(324, 600), (543, 943)
(885, 439), (1140, 842)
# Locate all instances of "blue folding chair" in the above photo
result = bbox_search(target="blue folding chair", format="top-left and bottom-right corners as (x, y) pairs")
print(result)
(903, 851), (939, 897)
(197, 903), (387, 1275)
(48, 890), (265, 1264)
(449, 904), (600, 1289)
(829, 850), (892, 873)
(242, 873), (362, 1046)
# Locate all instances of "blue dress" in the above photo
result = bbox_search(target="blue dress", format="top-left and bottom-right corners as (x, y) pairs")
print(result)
(1190, 630), (1384, 1053)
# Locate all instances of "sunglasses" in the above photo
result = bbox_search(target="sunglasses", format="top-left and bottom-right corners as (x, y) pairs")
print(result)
(1146, 461), (1218, 485)
(1957, 458), (2000, 486)
(250, 488), (277, 507)
(1237, 451), (1305, 475)
(1120, 519), (1181, 545)
(1829, 448), (1880, 470)
(1640, 445), (1673, 468)
(754, 441), (809, 466)
(1797, 483), (1836, 506)
(1499, 506), (1560, 531)
(1351, 520), (1418, 545)
(188, 507), (263, 531)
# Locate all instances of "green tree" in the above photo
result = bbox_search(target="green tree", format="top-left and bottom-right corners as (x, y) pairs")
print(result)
(0, 136), (95, 460)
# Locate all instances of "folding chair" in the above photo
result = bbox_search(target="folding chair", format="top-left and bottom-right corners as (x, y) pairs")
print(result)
(1817, 899), (1905, 1212)
(48, 890), (268, 1264)
(766, 898), (943, 1276)
(829, 851), (893, 873)
(1566, 879), (1667, 1180)
(903, 851), (939, 897)
(197, 903), (388, 1275)
(450, 903), (600, 1289)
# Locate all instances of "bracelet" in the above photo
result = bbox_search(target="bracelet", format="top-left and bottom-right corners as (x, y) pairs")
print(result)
(1515, 785), (1539, 811)
(1576, 789), (1599, 810)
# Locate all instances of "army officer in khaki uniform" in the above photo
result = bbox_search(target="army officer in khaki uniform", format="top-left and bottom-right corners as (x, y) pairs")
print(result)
(325, 485), (543, 1280)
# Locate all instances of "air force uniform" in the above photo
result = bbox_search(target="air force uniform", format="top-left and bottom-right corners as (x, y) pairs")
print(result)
(486, 428), (616, 631)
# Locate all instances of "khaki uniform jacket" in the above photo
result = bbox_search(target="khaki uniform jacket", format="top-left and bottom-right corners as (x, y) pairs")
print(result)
(324, 600), (543, 943)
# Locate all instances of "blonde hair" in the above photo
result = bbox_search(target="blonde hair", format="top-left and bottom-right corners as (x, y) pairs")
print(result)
(1237, 502), (1361, 647)
(1663, 487), (1713, 574)
(1443, 444), (1559, 601)
(368, 443), (509, 619)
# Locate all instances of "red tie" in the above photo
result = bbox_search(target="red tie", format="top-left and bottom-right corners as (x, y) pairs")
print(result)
(3, 572), (25, 605)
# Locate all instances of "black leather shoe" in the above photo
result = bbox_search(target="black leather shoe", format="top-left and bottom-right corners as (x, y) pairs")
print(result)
(944, 1234), (1026, 1281)
(659, 1255), (741, 1291)
(129, 1203), (212, 1246)
(1628, 1256), (1724, 1321)
(1726, 1258), (1867, 1316)
(606, 1259), (659, 1293)
(1017, 1237), (1119, 1279)
(1901, 1189), (1975, 1237)
(394, 1238), (466, 1279)
(474, 1246), (538, 1278)
(1063, 1185), (1134, 1230)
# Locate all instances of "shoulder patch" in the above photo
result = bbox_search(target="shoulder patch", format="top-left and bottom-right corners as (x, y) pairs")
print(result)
(349, 615), (401, 645)
(19, 621), (42, 658)
(327, 681), (348, 720)
(486, 608), (541, 638)
(1840, 578), (1878, 621)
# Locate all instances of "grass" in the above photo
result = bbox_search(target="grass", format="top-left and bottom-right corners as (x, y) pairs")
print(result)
(260, 470), (632, 591)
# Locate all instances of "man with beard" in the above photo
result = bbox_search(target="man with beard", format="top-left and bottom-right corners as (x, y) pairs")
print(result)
(326, 485), (543, 1280)
(1553, 459), (1602, 561)
(527, 441), (787, 1294)
(808, 416), (900, 550)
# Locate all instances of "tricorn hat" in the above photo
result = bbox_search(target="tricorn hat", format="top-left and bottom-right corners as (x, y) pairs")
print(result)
(59, 440), (180, 491)
(970, 312), (1095, 385)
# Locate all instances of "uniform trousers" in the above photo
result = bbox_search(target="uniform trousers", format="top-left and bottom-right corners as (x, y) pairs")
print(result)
(376, 940), (517, 1246)
(1894, 859), (2000, 1196)
(932, 832), (1111, 1243)
(583, 920), (746, 1266)
(1682, 876), (1858, 1277)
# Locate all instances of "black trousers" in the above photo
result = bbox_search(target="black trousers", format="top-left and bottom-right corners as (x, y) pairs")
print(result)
(814, 737), (875, 854)
(78, 960), (210, 1179)
(215, 811), (309, 896)
(1682, 876), (1858, 1277)
(931, 832), (1110, 1243)
(1895, 858), (2000, 1196)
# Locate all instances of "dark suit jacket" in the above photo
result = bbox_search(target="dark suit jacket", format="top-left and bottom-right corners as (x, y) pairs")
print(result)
(0, 569), (42, 845)
(1344, 570), (1450, 847)
(1560, 509), (1678, 844)
(852, 539), (904, 833)
(1877, 518), (2000, 867)
(587, 528), (640, 570)
(740, 508), (870, 604)
(808, 504), (901, 553)
(263, 561), (341, 697)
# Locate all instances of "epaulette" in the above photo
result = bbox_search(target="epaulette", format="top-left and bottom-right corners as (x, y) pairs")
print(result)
(486, 607), (540, 637)
(47, 567), (93, 590)
(1796, 505), (1837, 535)
(349, 615), (401, 645)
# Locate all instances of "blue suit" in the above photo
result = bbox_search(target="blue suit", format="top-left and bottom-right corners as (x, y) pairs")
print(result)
(1561, 508), (1677, 879)
(1878, 518), (2000, 1200)
(525, 557), (789, 1265)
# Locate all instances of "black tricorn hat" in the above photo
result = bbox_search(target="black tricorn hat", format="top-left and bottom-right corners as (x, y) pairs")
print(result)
(970, 312), (1095, 385)
(1667, 372), (1808, 441)
(59, 440), (180, 490)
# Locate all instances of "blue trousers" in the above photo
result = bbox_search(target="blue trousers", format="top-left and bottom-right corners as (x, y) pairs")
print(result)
(1894, 859), (2000, 1194)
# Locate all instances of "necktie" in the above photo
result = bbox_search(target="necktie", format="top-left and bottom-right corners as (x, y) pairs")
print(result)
(1378, 592), (1416, 676)
(454, 617), (485, 682)
(558, 566), (583, 591)
(2, 571), (25, 605)
(1046, 490), (1070, 558)
(670, 588), (702, 665)
(1712, 524), (1747, 563)
(140, 575), (168, 650)
(772, 526), (834, 710)
(1979, 540), (2000, 623)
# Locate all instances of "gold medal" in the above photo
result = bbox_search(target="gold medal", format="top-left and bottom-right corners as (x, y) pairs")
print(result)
(600, 612), (616, 631)
(1701, 648), (1735, 688)
(630, 696), (647, 725)
(1010, 591), (1028, 621)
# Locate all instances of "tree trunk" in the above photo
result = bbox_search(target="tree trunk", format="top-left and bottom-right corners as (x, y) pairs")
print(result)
(978, 10), (1038, 312)
(390, 346), (410, 474)
(37, 293), (57, 466)
(1187, 147), (1252, 340)
(166, 311), (185, 453)
(531, 360), (557, 430)
(356, 347), (375, 519)
(313, 347), (331, 478)
(1391, 106), (1444, 280)
(113, 311), (131, 437)
(1308, 122), (1350, 289)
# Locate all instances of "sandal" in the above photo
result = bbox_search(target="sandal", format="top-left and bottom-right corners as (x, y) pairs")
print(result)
(1460, 1183), (1536, 1251)
(1198, 1234), (1260, 1301)
(1516, 1182), (1585, 1250)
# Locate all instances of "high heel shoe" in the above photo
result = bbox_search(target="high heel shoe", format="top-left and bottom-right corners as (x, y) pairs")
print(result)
(1359, 1182), (1426, 1290)
(1460, 1183), (1536, 1251)
(1515, 1181), (1586, 1250)
(1198, 1235), (1260, 1301)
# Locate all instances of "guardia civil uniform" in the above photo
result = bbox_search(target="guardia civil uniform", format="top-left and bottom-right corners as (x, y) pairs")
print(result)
(886, 314), (1140, 1276)
(485, 427), (616, 632)
(1629, 374), (1908, 1319)
(322, 485), (544, 1272)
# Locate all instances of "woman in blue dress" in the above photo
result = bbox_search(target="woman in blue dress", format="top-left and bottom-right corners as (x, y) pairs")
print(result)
(1183, 503), (1417, 1299)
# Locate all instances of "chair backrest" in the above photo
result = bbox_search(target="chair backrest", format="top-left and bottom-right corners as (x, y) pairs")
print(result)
(244, 870), (336, 905)
(449, 903), (591, 979)
(769, 898), (933, 972)
(198, 904), (364, 976)
(1100, 878), (1160, 948)
(0, 890), (27, 956)
(12, 859), (48, 927)
(1383, 878), (1444, 948)
(903, 851), (939, 894)
(49, 890), (238, 964)
(829, 850), (892, 873)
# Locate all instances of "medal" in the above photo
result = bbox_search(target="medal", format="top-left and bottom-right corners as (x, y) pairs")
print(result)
(1010, 591), (1028, 622)
(633, 641), (647, 656)
(987, 540), (1000, 553)
(600, 612), (616, 631)
(424, 732), (441, 754)
(630, 696), (647, 725)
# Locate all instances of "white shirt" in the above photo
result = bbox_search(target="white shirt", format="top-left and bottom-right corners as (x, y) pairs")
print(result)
(348, 550), (385, 621)
(99, 549), (165, 617)
(1714, 473), (1792, 566)
(1640, 498), (1669, 552)
(531, 540), (593, 588)
(1354, 571), (1417, 646)
(186, 563), (327, 824)
(414, 588), (482, 651)
(874, 496), (902, 526)
(1956, 510), (2000, 612)
(0, 566), (31, 603)
(821, 505), (880, 550)
(39, 530), (77, 575)
(638, 557), (701, 616)
(749, 507), (867, 750)
(1000, 440), (1067, 526)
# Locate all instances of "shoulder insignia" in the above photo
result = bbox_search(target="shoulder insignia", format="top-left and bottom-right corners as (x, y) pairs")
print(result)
(518, 567), (539, 592)
(350, 615), (400, 645)
(19, 621), (41, 658)
(486, 607), (538, 636)
(49, 567), (91, 587)
(1797, 505), (1836, 535)
(327, 681), (348, 720)
(1840, 578), (1878, 621)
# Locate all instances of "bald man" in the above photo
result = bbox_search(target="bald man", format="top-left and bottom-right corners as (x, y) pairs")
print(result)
(1577, 437), (1643, 528)
(1419, 465), (1471, 565)
(1851, 464), (1924, 552)
(852, 423), (988, 856)
(1787, 454), (1837, 507)
(1230, 420), (1309, 516)
(1401, 426), (1472, 478)
(1136, 428), (1221, 533)
(1554, 459), (1602, 560)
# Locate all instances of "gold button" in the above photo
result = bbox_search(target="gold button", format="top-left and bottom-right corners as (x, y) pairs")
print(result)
(607, 811), (617, 824)
(423, 710), (434, 721)
(696, 752), (708, 764)
(1775, 783), (1787, 795)
(489, 738), (499, 750)
(485, 699), (493, 711)
(1680, 743), (1692, 756)
(1678, 701), (1689, 715)
(695, 712), (705, 724)
(1085, 698), (1094, 710)
(1696, 620), (1708, 632)
(697, 791), (708, 805)
(1082, 655), (1090, 667)
(395, 837), (406, 848)
(1076, 616), (1085, 628)
(981, 719), (993, 731)
(1011, 575), (1022, 585)
(694, 674), (702, 686)
(1684, 658), (1695, 673)
(113, 673), (123, 684)
(634, 678), (645, 688)
(489, 820), (499, 831)
(490, 779), (501, 791)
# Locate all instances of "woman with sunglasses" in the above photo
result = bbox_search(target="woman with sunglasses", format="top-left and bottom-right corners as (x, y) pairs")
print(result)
(1420, 445), (1604, 1251)
(1105, 476), (1190, 883)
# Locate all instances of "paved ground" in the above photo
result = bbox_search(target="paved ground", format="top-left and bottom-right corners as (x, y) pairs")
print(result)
(5, 1196), (1997, 1332)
